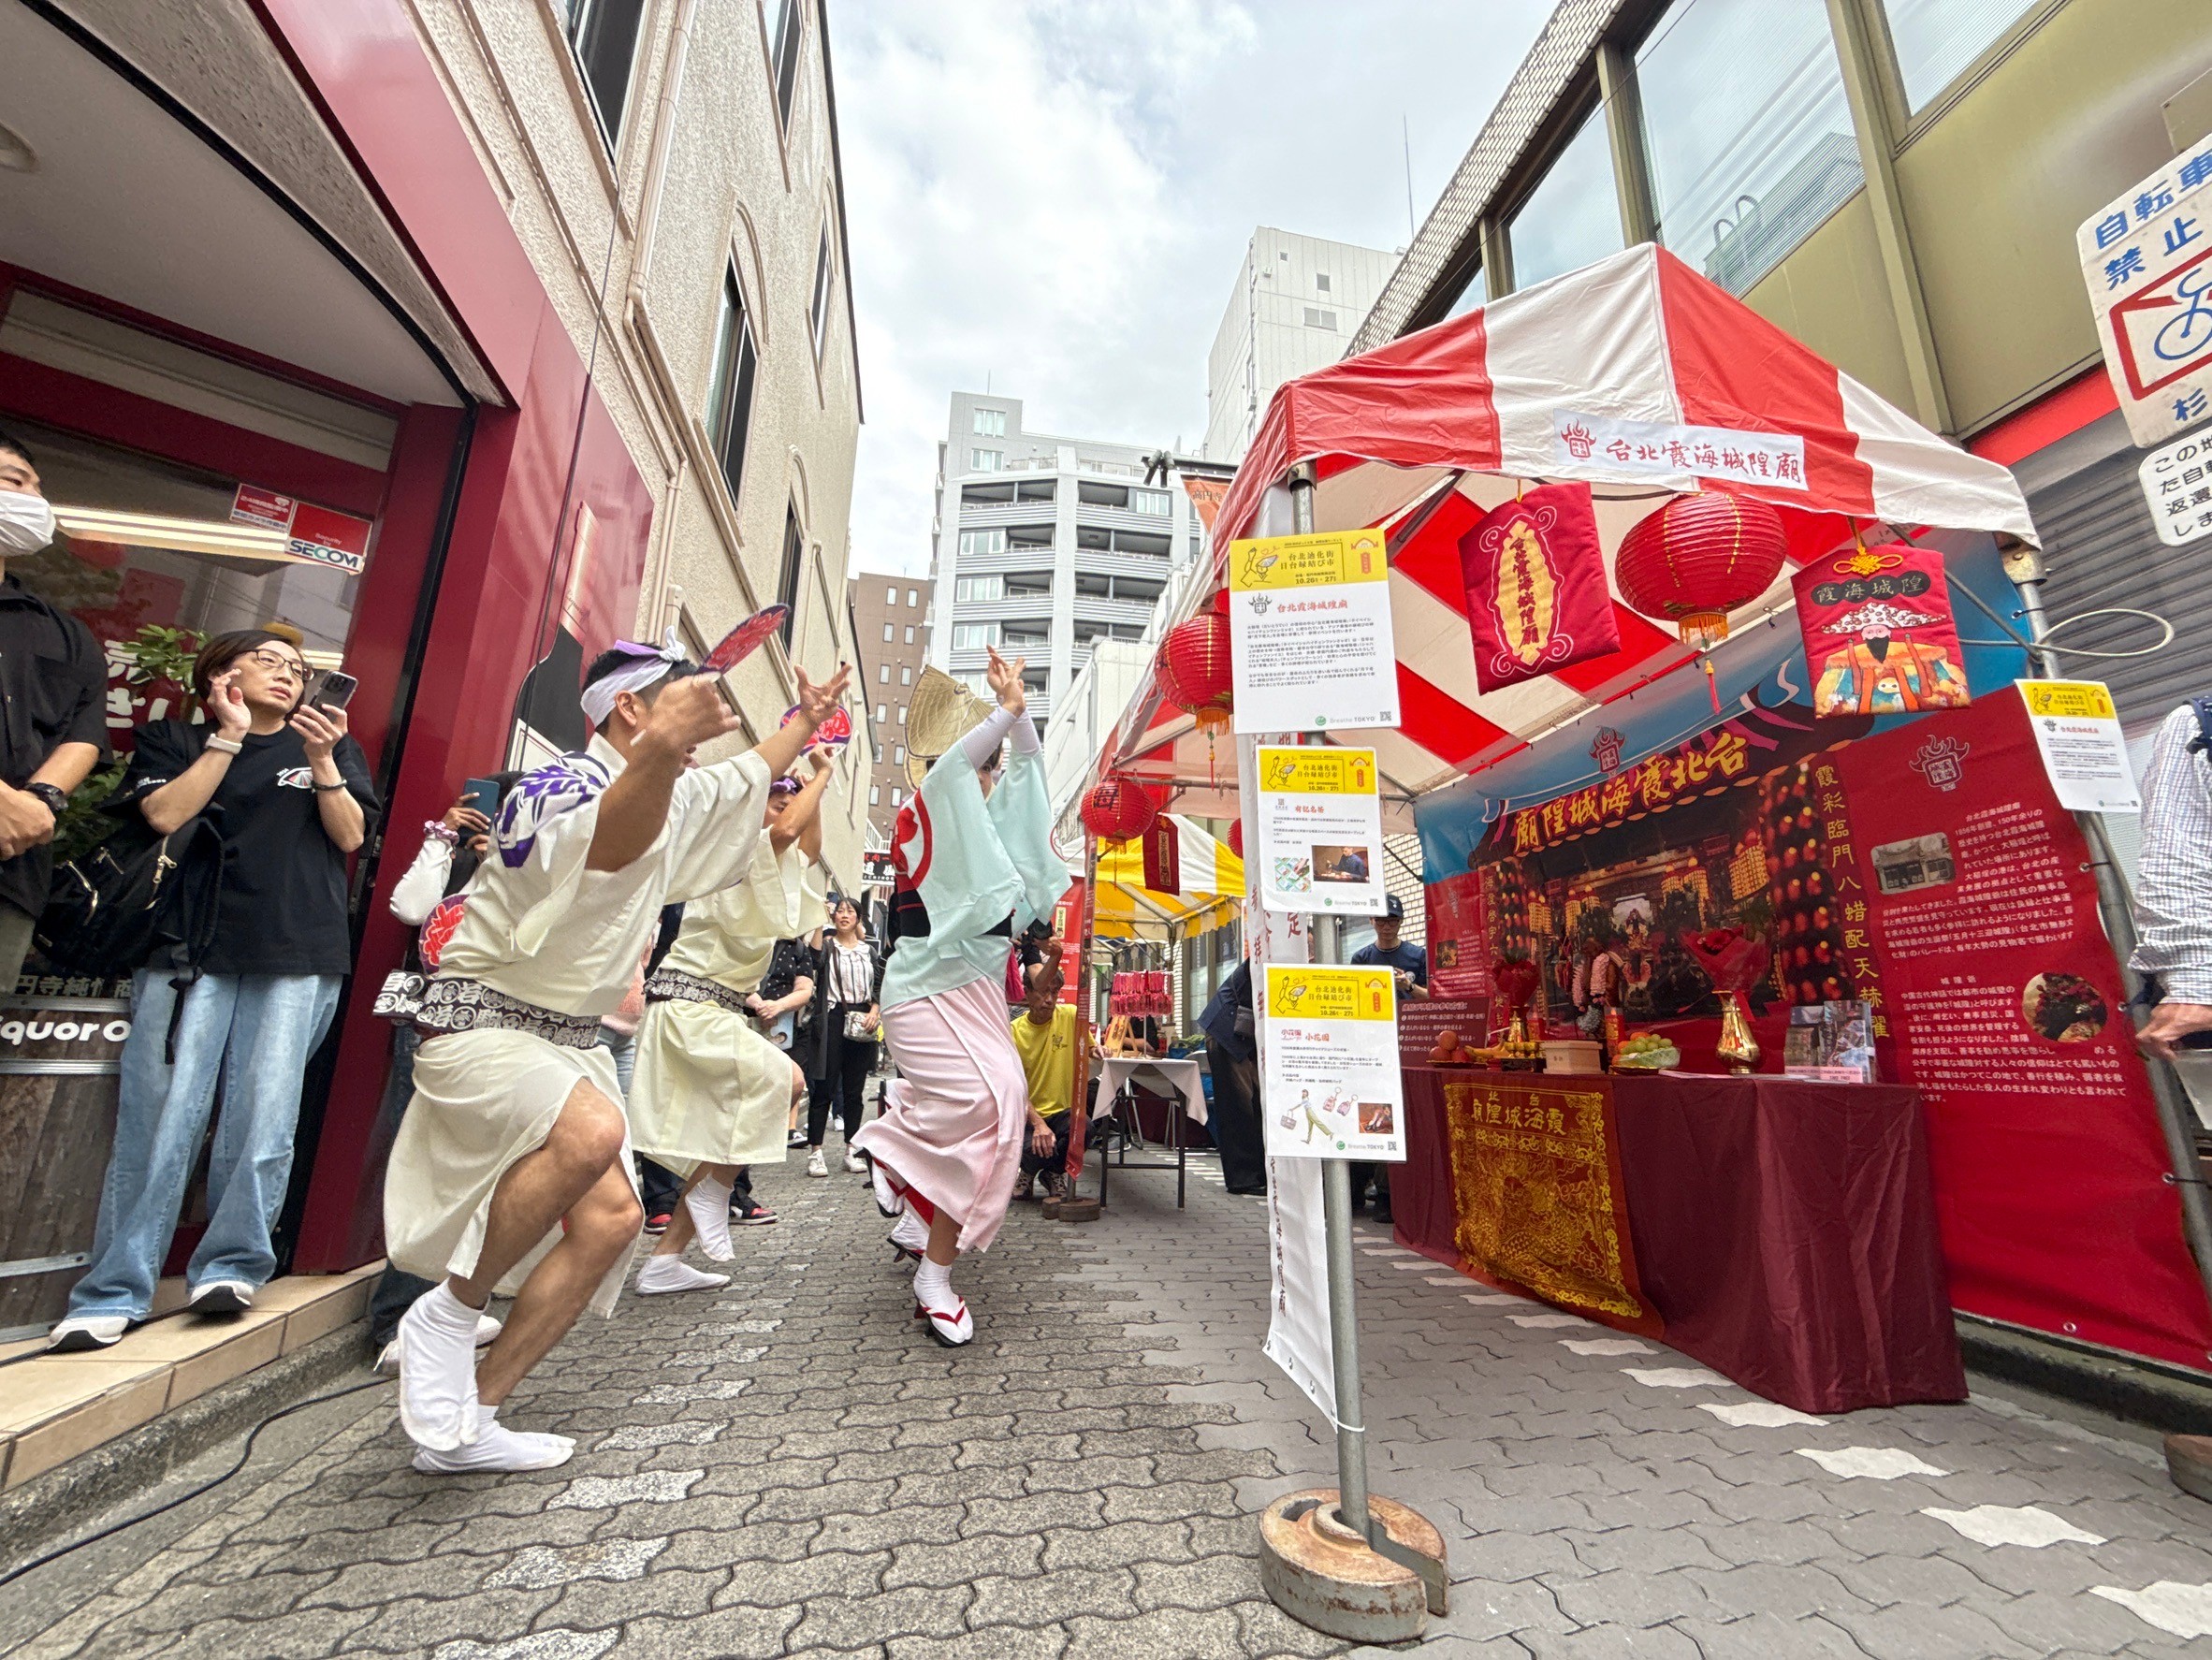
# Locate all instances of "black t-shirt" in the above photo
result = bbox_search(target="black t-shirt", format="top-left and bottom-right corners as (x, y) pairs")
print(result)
(124, 720), (380, 976)
(0, 576), (109, 917)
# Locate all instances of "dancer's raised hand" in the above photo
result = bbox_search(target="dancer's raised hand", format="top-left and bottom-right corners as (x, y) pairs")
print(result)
(985, 646), (1026, 715)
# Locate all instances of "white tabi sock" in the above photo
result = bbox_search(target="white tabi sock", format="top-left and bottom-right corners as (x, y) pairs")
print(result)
(411, 1406), (576, 1475)
(637, 1254), (732, 1295)
(890, 1209), (929, 1254)
(684, 1175), (736, 1260)
(913, 1256), (953, 1309)
(397, 1283), (485, 1452)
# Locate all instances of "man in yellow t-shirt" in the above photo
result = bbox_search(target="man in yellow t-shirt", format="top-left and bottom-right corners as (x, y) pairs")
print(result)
(1011, 938), (1078, 1201)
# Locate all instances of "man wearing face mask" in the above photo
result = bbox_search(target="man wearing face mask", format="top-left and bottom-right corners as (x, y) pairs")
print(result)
(0, 430), (110, 992)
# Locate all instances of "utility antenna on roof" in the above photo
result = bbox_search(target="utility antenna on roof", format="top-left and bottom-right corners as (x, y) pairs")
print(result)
(1403, 114), (1417, 239)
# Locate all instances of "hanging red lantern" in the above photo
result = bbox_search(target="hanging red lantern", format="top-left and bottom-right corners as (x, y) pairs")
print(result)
(1228, 820), (1243, 859)
(1080, 775), (1158, 844)
(1155, 611), (1234, 733)
(1613, 492), (1788, 650)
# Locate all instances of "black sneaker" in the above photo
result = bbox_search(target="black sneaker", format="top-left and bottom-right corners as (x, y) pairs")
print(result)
(730, 1195), (779, 1226)
(787, 1129), (808, 1149)
(643, 1211), (671, 1236)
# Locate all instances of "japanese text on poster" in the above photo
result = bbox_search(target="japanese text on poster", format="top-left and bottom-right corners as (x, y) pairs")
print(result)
(1255, 745), (1385, 914)
(1229, 531), (1399, 735)
(2076, 131), (2212, 446)
(2016, 680), (2141, 813)
(1261, 965), (1404, 1161)
(2139, 428), (2212, 548)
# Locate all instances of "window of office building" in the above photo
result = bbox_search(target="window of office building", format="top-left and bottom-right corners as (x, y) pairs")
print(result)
(808, 226), (834, 361)
(875, 701), (888, 722)
(904, 625), (914, 644)
(870, 784), (880, 806)
(1302, 307), (1338, 330)
(892, 788), (903, 807)
(897, 706), (907, 725)
(1505, 104), (1621, 291)
(956, 574), (1004, 604)
(1883, 0), (2041, 112)
(907, 588), (919, 606)
(970, 448), (1002, 473)
(706, 266), (760, 508)
(901, 665), (911, 684)
(1129, 488), (1172, 517)
(563, 0), (647, 147)
(893, 745), (905, 764)
(972, 408), (1007, 437)
(1315, 272), (1332, 293)
(771, 0), (805, 129)
(952, 621), (999, 649)
(776, 508), (805, 646)
(881, 622), (894, 643)
(878, 663), (889, 683)
(1637, 0), (1863, 296)
(959, 528), (1005, 558)
(885, 583), (896, 604)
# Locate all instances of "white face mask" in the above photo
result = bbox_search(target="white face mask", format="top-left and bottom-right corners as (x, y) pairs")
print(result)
(0, 491), (55, 557)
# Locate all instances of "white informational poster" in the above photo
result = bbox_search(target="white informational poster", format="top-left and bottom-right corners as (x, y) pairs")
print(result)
(2139, 429), (2212, 548)
(1228, 530), (1400, 735)
(2074, 130), (2212, 448)
(1260, 965), (1405, 1162)
(1255, 745), (1386, 914)
(2017, 679), (2142, 813)
(1260, 1156), (1335, 1419)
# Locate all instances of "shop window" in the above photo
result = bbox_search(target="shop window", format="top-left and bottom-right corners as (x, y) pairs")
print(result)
(777, 504), (805, 647)
(12, 418), (369, 740)
(771, 0), (806, 130)
(564, 0), (648, 150)
(707, 266), (761, 509)
(1881, 0), (2042, 113)
(1637, 0), (1863, 296)
(1504, 103), (1620, 291)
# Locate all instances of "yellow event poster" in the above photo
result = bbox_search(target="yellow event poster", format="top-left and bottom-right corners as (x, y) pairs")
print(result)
(2016, 679), (2140, 813)
(1255, 745), (1386, 916)
(1260, 965), (1404, 1161)
(1228, 531), (1400, 735)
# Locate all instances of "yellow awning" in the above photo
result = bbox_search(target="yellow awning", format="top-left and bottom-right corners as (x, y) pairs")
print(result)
(1089, 815), (1243, 939)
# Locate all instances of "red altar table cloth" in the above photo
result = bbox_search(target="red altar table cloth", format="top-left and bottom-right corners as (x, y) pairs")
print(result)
(1396, 1068), (1966, 1414)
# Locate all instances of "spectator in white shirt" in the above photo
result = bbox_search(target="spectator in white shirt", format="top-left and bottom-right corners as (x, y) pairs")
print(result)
(2132, 706), (2212, 1069)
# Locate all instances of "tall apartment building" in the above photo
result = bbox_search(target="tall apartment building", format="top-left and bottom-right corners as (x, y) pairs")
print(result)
(929, 394), (1203, 720)
(1202, 228), (1399, 463)
(850, 572), (933, 832)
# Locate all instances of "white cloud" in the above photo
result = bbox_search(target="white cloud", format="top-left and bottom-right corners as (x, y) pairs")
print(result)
(831, 0), (1552, 577)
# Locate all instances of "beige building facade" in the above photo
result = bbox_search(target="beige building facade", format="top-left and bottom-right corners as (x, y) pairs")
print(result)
(849, 572), (934, 840)
(409, 0), (868, 882)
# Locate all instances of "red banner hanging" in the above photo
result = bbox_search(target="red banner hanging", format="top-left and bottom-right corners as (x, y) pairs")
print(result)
(1794, 542), (1972, 718)
(1458, 481), (1619, 694)
(1141, 816), (1180, 894)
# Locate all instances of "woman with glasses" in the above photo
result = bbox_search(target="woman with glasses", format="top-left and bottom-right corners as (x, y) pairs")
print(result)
(52, 628), (379, 1348)
(802, 894), (881, 1175)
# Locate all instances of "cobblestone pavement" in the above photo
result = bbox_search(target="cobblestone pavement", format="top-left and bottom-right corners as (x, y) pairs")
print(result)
(10, 1149), (2212, 1658)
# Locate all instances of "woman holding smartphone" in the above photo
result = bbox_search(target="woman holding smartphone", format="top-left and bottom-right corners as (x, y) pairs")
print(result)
(51, 629), (379, 1348)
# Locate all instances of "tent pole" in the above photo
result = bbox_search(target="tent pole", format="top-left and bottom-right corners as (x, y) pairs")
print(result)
(1282, 463), (1376, 1539)
(2008, 547), (2212, 1313)
(1068, 837), (1099, 1200)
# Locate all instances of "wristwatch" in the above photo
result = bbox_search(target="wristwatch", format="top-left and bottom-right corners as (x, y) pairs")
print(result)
(24, 781), (67, 817)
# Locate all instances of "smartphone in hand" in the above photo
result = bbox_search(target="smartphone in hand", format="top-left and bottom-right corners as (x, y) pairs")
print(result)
(305, 669), (357, 711)
(463, 777), (502, 820)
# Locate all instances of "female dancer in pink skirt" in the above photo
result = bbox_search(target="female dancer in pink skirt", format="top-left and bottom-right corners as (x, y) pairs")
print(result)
(852, 647), (1063, 1345)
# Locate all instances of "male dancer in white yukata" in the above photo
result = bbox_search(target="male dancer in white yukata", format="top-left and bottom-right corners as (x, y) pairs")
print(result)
(384, 635), (849, 1473)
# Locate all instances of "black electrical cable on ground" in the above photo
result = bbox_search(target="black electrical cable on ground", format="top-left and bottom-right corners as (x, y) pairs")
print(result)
(0, 1376), (393, 1590)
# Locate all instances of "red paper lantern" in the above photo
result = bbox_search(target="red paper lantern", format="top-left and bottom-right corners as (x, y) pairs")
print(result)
(1081, 775), (1158, 843)
(1228, 820), (1243, 858)
(1613, 493), (1788, 649)
(1155, 612), (1234, 732)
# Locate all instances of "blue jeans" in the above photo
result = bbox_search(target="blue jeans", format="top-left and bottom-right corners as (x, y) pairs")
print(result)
(68, 971), (342, 1320)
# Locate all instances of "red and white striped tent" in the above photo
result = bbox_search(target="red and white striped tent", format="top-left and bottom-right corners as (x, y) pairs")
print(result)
(1097, 243), (2037, 823)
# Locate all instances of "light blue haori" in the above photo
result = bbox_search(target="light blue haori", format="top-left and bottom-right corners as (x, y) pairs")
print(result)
(880, 726), (1064, 1012)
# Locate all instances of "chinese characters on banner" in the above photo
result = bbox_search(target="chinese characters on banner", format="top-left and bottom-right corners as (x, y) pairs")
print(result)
(2016, 679), (2142, 813)
(1424, 869), (1493, 1005)
(1456, 481), (1618, 694)
(1502, 724), (1754, 856)
(2139, 428), (2212, 547)
(2076, 130), (2212, 445)
(1228, 531), (1400, 734)
(1254, 745), (1386, 915)
(1829, 689), (2207, 1369)
(1792, 543), (1971, 719)
(1550, 411), (1809, 490)
(1260, 964), (1404, 1160)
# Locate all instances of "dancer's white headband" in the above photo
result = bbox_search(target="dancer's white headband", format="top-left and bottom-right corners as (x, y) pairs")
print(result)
(579, 630), (687, 730)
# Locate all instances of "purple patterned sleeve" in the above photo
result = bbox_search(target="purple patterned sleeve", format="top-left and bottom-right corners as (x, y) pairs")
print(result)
(494, 754), (612, 868)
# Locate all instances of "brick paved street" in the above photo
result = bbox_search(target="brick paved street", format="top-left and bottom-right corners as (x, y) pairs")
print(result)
(9, 1152), (2212, 1657)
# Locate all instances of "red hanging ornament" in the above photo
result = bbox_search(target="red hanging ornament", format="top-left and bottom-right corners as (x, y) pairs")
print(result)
(1227, 820), (1243, 859)
(1614, 492), (1788, 649)
(1080, 774), (1158, 844)
(1155, 612), (1235, 732)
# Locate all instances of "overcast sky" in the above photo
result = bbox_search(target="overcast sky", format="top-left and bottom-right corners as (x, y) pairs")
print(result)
(830, 1), (1551, 579)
